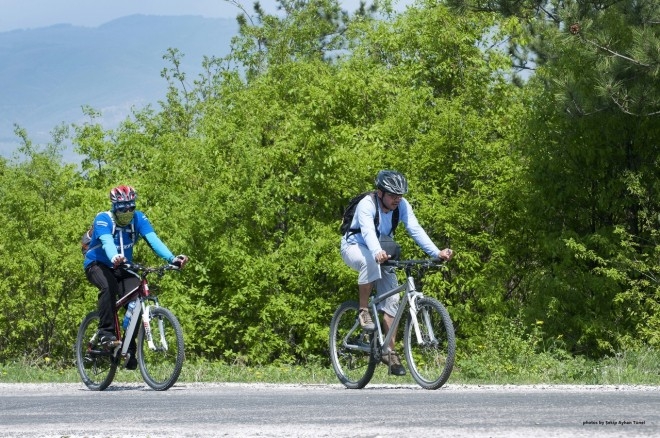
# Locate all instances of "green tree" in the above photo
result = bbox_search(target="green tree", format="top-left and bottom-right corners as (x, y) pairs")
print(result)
(0, 127), (91, 363)
(1, 0), (532, 367)
(175, 0), (528, 362)
(449, 0), (660, 354)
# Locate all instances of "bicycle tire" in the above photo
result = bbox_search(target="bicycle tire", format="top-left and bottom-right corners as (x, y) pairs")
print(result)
(328, 300), (377, 389)
(403, 297), (455, 390)
(75, 311), (118, 391)
(137, 306), (184, 391)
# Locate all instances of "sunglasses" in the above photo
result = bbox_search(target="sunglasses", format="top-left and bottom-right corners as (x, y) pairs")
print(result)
(116, 204), (136, 213)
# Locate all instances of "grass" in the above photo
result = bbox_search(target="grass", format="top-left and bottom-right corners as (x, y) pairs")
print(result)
(1, 349), (659, 386)
(455, 348), (660, 385)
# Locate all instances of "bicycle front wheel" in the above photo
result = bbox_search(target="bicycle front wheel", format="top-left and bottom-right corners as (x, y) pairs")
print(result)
(328, 300), (377, 389)
(75, 311), (117, 391)
(137, 306), (184, 391)
(403, 297), (455, 390)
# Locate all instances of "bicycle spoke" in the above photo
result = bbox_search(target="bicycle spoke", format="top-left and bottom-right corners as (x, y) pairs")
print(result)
(328, 301), (376, 389)
(75, 312), (117, 391)
(138, 307), (184, 391)
(404, 298), (455, 390)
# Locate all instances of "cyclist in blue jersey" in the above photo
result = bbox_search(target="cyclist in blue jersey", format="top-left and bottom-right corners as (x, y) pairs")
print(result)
(340, 170), (454, 376)
(83, 185), (188, 368)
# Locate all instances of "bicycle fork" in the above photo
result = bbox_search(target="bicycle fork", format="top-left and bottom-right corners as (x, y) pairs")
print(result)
(140, 302), (169, 352)
(406, 278), (438, 347)
(409, 298), (439, 347)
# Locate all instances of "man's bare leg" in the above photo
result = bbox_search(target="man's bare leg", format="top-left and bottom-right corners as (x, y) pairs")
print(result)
(382, 312), (397, 351)
(358, 283), (372, 309)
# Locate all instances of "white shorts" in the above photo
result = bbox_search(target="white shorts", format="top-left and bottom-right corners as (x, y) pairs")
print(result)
(340, 243), (400, 316)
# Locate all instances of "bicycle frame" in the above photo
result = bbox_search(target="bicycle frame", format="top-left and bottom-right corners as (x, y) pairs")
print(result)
(330, 257), (454, 390)
(346, 261), (431, 356)
(77, 262), (185, 391)
(113, 266), (164, 357)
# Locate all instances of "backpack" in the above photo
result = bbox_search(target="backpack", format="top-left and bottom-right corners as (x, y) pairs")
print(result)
(81, 211), (136, 256)
(340, 191), (399, 237)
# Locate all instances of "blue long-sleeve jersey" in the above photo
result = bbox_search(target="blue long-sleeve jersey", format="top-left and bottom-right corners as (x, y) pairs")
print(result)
(83, 210), (175, 269)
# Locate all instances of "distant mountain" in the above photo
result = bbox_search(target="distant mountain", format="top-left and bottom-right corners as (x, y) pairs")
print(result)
(0, 15), (238, 161)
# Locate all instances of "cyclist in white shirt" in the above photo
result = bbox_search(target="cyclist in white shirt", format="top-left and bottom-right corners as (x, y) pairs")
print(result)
(340, 170), (454, 375)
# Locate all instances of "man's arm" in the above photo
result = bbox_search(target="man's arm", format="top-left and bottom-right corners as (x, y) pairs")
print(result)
(356, 195), (383, 260)
(399, 200), (442, 257)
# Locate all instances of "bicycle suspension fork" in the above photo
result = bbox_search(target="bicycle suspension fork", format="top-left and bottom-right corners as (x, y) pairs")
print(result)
(140, 298), (169, 352)
(405, 276), (430, 345)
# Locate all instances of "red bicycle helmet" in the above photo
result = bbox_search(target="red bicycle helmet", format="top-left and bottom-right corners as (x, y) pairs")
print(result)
(109, 185), (137, 204)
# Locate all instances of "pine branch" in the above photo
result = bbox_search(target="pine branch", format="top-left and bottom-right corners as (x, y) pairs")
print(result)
(570, 23), (651, 67)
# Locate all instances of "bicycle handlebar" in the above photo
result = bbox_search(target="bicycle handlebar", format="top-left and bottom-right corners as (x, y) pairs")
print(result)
(120, 262), (181, 276)
(381, 258), (446, 268)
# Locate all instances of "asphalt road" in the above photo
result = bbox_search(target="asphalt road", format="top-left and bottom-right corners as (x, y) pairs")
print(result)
(0, 382), (658, 437)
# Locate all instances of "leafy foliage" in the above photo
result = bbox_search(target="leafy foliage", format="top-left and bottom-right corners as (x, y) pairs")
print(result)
(1, 0), (658, 369)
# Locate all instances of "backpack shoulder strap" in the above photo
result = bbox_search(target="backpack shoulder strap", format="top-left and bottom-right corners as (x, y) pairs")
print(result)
(106, 210), (116, 235)
(112, 212), (138, 257)
(374, 192), (400, 237)
(372, 191), (381, 237)
(392, 206), (400, 236)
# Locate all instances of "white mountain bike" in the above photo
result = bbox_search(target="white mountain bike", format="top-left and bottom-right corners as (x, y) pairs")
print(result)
(329, 258), (455, 389)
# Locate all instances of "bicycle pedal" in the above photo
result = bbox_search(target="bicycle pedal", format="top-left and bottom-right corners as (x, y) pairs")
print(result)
(100, 340), (122, 350)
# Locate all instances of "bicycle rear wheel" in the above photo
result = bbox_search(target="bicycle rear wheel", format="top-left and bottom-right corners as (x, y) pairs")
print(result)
(403, 297), (455, 390)
(328, 300), (377, 389)
(137, 306), (184, 391)
(75, 311), (118, 391)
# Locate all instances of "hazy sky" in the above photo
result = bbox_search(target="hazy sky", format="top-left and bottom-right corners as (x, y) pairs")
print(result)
(0, 0), (399, 32)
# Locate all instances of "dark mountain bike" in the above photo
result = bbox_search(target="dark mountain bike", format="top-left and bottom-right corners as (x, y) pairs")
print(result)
(75, 263), (184, 391)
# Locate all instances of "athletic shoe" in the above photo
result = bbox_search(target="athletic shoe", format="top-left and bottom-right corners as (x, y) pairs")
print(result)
(382, 351), (406, 376)
(124, 350), (137, 370)
(358, 308), (375, 332)
(98, 332), (121, 348)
